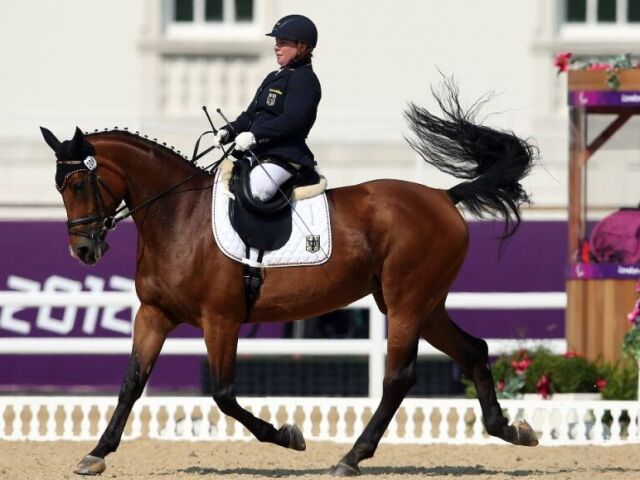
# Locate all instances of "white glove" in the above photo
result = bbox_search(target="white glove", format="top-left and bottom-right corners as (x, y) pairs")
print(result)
(212, 129), (228, 148)
(234, 131), (256, 152)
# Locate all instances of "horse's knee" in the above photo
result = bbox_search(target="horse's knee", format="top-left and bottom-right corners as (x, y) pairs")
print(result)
(383, 361), (417, 396)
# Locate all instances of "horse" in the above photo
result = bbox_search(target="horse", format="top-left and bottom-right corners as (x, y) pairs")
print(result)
(40, 82), (538, 476)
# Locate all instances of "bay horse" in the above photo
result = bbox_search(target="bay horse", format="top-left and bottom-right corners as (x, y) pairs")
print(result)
(40, 82), (538, 476)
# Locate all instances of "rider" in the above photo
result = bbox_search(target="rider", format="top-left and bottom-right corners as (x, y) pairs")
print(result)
(213, 14), (321, 202)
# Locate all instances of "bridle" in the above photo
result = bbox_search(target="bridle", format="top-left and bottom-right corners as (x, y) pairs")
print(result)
(58, 157), (120, 242)
(59, 132), (231, 243)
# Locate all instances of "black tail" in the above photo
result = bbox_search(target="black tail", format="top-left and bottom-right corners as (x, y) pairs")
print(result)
(405, 77), (537, 238)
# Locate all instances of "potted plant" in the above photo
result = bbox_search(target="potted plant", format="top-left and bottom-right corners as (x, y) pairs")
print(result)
(464, 348), (608, 400)
(555, 52), (640, 90)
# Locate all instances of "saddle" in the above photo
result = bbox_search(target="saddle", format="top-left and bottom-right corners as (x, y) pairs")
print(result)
(223, 157), (325, 315)
(229, 157), (320, 251)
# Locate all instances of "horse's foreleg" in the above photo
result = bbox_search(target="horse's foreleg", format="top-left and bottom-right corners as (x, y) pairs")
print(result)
(420, 301), (538, 447)
(74, 305), (173, 475)
(204, 316), (306, 450)
(332, 321), (419, 476)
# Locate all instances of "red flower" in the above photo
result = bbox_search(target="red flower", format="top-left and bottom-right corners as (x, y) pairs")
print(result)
(555, 52), (572, 73)
(627, 299), (640, 324)
(511, 355), (532, 375)
(497, 379), (506, 392)
(596, 378), (607, 391)
(564, 351), (579, 358)
(586, 63), (609, 71)
(536, 374), (551, 399)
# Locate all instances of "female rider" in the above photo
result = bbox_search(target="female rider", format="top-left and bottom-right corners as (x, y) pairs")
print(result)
(213, 14), (322, 203)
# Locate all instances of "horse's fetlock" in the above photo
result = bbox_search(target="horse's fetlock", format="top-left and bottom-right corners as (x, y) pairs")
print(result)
(354, 441), (376, 460)
(484, 409), (508, 437)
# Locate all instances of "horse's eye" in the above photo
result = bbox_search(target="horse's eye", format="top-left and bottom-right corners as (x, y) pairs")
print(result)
(73, 182), (85, 193)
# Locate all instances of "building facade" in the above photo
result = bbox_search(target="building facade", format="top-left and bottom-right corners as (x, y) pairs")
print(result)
(2, 0), (638, 219)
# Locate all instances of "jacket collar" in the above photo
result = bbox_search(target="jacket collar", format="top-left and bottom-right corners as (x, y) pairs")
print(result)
(283, 56), (312, 70)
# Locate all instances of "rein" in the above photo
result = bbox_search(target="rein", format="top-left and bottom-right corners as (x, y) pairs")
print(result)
(61, 131), (234, 241)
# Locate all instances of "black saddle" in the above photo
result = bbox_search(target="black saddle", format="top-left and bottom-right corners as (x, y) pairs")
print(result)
(228, 157), (320, 251)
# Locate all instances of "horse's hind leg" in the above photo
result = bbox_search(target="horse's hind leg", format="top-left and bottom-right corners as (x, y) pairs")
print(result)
(420, 300), (538, 447)
(74, 305), (173, 475)
(203, 314), (306, 451)
(332, 312), (421, 476)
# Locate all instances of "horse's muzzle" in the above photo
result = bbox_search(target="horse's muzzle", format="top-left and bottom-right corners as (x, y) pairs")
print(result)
(73, 238), (110, 265)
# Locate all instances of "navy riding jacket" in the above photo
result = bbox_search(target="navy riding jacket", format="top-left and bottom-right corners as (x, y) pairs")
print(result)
(226, 58), (321, 167)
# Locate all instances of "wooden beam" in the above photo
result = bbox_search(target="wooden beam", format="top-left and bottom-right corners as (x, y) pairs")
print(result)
(587, 106), (640, 115)
(583, 113), (633, 163)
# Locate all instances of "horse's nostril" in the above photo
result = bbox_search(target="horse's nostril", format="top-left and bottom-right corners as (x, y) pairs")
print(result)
(76, 246), (90, 258)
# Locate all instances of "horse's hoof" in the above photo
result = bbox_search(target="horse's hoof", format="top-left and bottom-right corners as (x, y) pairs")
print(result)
(73, 455), (106, 475)
(331, 462), (361, 477)
(512, 419), (539, 447)
(280, 424), (306, 451)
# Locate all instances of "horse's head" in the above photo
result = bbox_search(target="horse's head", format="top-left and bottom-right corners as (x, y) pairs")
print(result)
(40, 126), (126, 265)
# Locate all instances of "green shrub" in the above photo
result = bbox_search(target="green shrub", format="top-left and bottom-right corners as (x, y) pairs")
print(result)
(598, 361), (638, 401)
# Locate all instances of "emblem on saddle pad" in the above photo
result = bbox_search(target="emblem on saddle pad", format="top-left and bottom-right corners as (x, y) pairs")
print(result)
(306, 234), (320, 253)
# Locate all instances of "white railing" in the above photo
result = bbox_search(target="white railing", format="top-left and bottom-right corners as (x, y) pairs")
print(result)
(0, 292), (567, 398)
(0, 396), (637, 446)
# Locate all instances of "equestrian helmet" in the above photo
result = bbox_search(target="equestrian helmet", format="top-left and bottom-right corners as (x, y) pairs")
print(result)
(265, 15), (318, 48)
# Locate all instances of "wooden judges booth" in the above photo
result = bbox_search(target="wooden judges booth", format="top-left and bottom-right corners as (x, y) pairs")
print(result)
(566, 69), (640, 362)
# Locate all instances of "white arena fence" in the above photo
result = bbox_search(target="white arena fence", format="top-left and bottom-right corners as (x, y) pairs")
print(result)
(0, 291), (567, 398)
(1, 396), (638, 446)
(2, 291), (639, 447)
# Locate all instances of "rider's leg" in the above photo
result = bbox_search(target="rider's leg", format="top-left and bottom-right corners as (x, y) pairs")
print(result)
(249, 162), (293, 202)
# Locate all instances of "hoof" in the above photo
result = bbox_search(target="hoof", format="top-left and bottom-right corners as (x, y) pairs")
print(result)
(74, 455), (106, 475)
(512, 419), (539, 447)
(280, 424), (306, 451)
(331, 462), (361, 477)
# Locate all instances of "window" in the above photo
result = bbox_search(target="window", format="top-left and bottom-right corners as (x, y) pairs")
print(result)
(566, 0), (587, 22)
(171, 0), (254, 24)
(563, 0), (640, 25)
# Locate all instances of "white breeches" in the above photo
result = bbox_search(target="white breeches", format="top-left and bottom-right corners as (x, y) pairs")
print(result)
(249, 162), (293, 201)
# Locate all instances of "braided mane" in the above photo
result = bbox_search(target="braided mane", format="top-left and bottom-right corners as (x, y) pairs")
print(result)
(85, 127), (216, 176)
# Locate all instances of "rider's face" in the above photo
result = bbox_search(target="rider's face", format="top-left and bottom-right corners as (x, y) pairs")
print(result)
(274, 38), (306, 66)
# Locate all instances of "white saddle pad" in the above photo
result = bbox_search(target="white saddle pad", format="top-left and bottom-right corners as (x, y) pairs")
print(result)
(211, 163), (332, 268)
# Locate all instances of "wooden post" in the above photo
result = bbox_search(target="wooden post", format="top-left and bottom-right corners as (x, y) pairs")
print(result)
(566, 106), (586, 357)
(567, 106), (586, 262)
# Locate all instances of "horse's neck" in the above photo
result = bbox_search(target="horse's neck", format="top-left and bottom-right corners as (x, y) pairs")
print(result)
(94, 135), (205, 237)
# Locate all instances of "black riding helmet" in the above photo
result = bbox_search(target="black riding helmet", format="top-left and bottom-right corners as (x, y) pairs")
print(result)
(265, 14), (318, 48)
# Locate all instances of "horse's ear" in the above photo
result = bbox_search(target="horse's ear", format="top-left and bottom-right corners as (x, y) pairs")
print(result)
(40, 127), (61, 152)
(69, 126), (85, 158)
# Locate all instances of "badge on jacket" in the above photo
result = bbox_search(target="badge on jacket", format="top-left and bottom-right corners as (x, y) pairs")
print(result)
(266, 88), (282, 106)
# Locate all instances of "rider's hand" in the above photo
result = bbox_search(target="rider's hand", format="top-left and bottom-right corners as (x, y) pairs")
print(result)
(234, 132), (256, 152)
(212, 129), (228, 148)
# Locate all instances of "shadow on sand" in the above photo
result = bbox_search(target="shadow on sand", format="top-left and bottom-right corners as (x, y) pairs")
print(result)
(159, 464), (640, 477)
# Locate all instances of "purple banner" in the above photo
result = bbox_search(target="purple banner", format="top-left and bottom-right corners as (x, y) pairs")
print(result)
(0, 221), (283, 339)
(566, 263), (640, 280)
(568, 90), (640, 107)
(1, 220), (568, 392)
